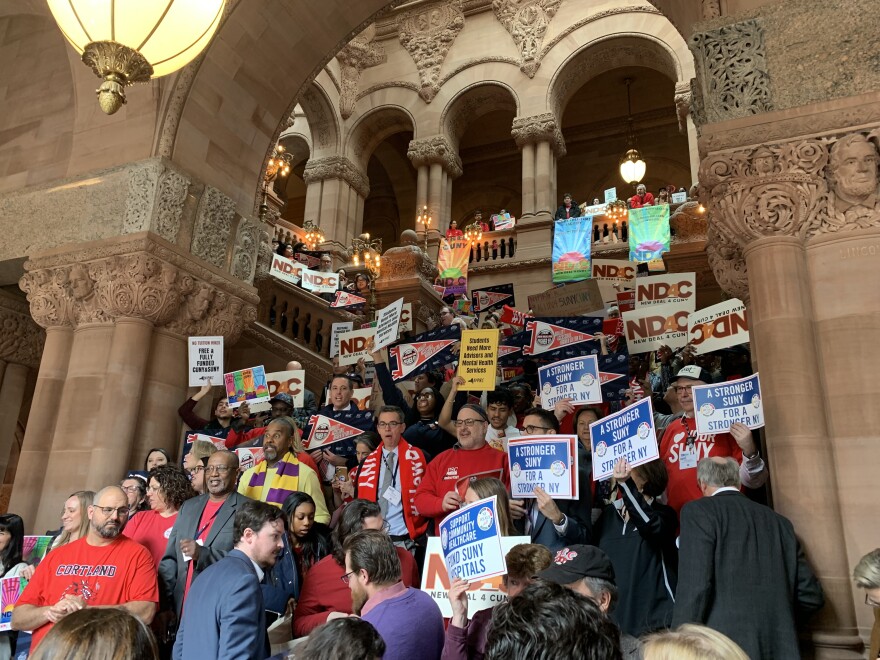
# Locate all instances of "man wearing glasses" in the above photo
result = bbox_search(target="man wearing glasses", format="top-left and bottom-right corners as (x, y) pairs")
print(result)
(160, 451), (249, 622)
(13, 486), (158, 651)
(658, 365), (767, 514)
(414, 402), (509, 532)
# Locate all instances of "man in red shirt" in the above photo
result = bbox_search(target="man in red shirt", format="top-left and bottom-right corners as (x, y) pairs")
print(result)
(659, 365), (767, 514)
(629, 184), (655, 209)
(414, 400), (509, 531)
(13, 486), (158, 651)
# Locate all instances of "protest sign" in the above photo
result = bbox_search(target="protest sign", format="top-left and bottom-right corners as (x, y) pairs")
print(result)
(689, 298), (749, 354)
(692, 373), (764, 435)
(498, 305), (531, 327)
(187, 432), (227, 450)
(294, 253), (321, 269)
(374, 298), (404, 350)
(338, 327), (376, 366)
(622, 301), (690, 353)
(527, 279), (604, 317)
(552, 216), (593, 283)
(454, 298), (472, 315)
(330, 322), (353, 358)
(628, 205), (670, 262)
(538, 355), (601, 408)
(616, 290), (635, 312)
(330, 290), (366, 308)
(671, 191), (687, 204)
(581, 203), (606, 217)
(387, 326), (461, 381)
(398, 302), (413, 332)
(589, 397), (659, 481)
(235, 447), (265, 472)
(188, 336), (223, 387)
(508, 436), (579, 500)
(250, 370), (306, 413)
(436, 238), (470, 295)
(305, 414), (368, 449)
(23, 536), (53, 566)
(301, 268), (339, 294)
(635, 272), (696, 311)
(523, 317), (603, 358)
(457, 330), (499, 391)
(472, 284), (515, 313)
(224, 366), (270, 408)
(0, 577), (25, 632)
(592, 259), (637, 287)
(490, 213), (515, 231)
(352, 386), (373, 411)
(604, 187), (617, 203)
(421, 535), (529, 618)
(269, 253), (304, 286)
(439, 496), (507, 582)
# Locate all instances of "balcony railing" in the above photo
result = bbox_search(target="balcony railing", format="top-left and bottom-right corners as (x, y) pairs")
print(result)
(468, 230), (517, 264)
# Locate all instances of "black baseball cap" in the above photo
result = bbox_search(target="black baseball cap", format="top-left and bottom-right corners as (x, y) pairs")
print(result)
(537, 545), (616, 585)
(270, 392), (294, 407)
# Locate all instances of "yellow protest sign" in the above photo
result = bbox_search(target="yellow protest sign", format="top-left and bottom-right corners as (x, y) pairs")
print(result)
(456, 329), (499, 391)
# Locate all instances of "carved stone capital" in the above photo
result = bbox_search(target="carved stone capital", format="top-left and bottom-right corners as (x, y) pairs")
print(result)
(492, 0), (562, 77)
(398, 3), (465, 102)
(407, 136), (463, 178)
(337, 26), (385, 119)
(302, 156), (371, 199)
(706, 226), (750, 305)
(674, 81), (692, 134)
(510, 113), (566, 157)
(380, 244), (439, 283)
(0, 291), (44, 369)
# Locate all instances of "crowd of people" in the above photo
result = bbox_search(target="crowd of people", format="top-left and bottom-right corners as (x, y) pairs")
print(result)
(2, 298), (878, 660)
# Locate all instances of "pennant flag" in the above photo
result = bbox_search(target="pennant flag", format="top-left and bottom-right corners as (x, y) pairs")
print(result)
(498, 305), (532, 327)
(552, 216), (593, 283)
(387, 325), (461, 381)
(436, 238), (470, 296)
(498, 330), (529, 367)
(305, 414), (369, 449)
(597, 352), (631, 401)
(330, 290), (367, 308)
(628, 205), (670, 262)
(523, 317), (604, 358)
(471, 284), (515, 313)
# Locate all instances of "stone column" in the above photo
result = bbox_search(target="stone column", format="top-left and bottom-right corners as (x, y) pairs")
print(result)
(702, 141), (862, 658)
(407, 135), (462, 242)
(520, 143), (536, 217)
(415, 165), (429, 211)
(302, 155), (370, 252)
(0, 364), (30, 479)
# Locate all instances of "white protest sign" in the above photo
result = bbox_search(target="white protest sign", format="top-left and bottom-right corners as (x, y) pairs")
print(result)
(186, 432), (227, 450)
(692, 373), (764, 436)
(592, 259), (637, 286)
(269, 253), (304, 286)
(301, 268), (339, 294)
(538, 355), (602, 408)
(635, 272), (696, 311)
(421, 536), (529, 618)
(589, 398), (658, 481)
(604, 187), (618, 203)
(399, 302), (413, 332)
(508, 436), (579, 500)
(337, 327), (376, 366)
(374, 298), (404, 350)
(250, 370), (306, 413)
(439, 495), (507, 582)
(689, 298), (749, 354)
(622, 301), (690, 353)
(235, 447), (265, 472)
(330, 322), (354, 358)
(671, 191), (687, 204)
(187, 336), (223, 387)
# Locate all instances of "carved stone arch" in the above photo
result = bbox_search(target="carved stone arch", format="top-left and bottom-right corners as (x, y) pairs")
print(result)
(346, 105), (417, 174)
(296, 79), (342, 158)
(277, 133), (312, 166)
(440, 82), (521, 152)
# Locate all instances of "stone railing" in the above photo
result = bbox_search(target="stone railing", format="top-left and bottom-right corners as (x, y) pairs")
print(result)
(272, 217), (306, 246)
(468, 230), (517, 264)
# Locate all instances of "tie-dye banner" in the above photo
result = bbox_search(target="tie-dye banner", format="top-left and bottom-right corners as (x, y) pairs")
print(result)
(552, 216), (593, 283)
(628, 205), (670, 262)
(436, 238), (470, 296)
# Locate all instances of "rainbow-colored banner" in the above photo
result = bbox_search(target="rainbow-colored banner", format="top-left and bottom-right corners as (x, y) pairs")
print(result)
(0, 576), (25, 632)
(628, 205), (670, 262)
(552, 216), (593, 283)
(436, 238), (470, 295)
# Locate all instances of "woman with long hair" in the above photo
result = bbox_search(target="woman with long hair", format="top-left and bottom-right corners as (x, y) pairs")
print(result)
(51, 491), (95, 550)
(463, 477), (516, 536)
(143, 448), (170, 472)
(29, 608), (159, 660)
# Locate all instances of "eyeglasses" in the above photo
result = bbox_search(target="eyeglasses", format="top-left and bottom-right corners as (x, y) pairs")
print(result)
(186, 466), (204, 480)
(454, 419), (486, 428)
(96, 507), (130, 518)
(205, 465), (232, 474)
(120, 486), (140, 494)
(376, 421), (402, 429)
(673, 385), (694, 393)
(523, 425), (553, 434)
(341, 570), (358, 585)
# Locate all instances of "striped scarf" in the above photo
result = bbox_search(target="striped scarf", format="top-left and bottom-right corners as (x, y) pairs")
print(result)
(241, 451), (301, 506)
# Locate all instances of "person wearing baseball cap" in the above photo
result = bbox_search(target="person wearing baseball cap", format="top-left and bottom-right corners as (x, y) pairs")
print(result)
(658, 365), (767, 514)
(539, 545), (642, 659)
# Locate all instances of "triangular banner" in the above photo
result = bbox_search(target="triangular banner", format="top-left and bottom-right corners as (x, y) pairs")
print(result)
(471, 284), (515, 313)
(330, 291), (367, 308)
(523, 318), (603, 357)
(387, 325), (461, 382)
(305, 414), (366, 449)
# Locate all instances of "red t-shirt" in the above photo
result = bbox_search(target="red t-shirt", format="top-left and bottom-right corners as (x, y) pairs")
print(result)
(183, 498), (224, 603)
(660, 416), (744, 513)
(18, 536), (158, 650)
(123, 510), (178, 567)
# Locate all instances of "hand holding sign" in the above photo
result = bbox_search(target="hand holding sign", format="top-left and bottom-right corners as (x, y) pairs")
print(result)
(729, 422), (758, 457)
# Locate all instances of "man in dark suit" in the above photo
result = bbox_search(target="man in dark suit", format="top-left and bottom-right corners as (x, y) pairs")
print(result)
(510, 408), (591, 551)
(160, 451), (251, 621)
(673, 456), (825, 659)
(173, 500), (285, 660)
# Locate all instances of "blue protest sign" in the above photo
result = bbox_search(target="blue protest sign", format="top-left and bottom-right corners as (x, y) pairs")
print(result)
(692, 373), (764, 435)
(538, 355), (602, 408)
(508, 436), (579, 500)
(589, 397), (658, 481)
(439, 495), (507, 582)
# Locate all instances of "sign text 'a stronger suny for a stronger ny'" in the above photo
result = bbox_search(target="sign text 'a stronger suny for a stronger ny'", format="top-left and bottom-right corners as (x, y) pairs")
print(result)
(508, 436), (578, 499)
(692, 373), (764, 435)
(588, 397), (658, 481)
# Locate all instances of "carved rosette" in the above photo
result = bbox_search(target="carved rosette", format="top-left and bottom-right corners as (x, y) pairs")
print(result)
(406, 136), (463, 178)
(302, 156), (371, 199)
(510, 113), (566, 157)
(492, 0), (562, 77)
(337, 26), (386, 119)
(398, 3), (465, 102)
(0, 292), (45, 369)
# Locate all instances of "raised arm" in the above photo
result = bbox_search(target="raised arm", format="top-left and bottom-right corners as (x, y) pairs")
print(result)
(437, 376), (463, 436)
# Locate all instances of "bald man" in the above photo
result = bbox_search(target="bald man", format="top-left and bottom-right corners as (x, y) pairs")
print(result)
(286, 360), (318, 429)
(13, 486), (158, 651)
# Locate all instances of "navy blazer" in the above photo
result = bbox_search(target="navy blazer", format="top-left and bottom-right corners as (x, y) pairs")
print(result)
(172, 549), (269, 660)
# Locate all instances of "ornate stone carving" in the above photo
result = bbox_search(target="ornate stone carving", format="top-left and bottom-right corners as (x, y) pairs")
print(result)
(337, 27), (386, 119)
(822, 132), (880, 233)
(691, 19), (772, 123)
(302, 156), (371, 199)
(155, 168), (189, 242)
(398, 2), (465, 102)
(380, 243), (439, 282)
(706, 226), (750, 304)
(702, 0), (722, 20)
(407, 136), (463, 178)
(19, 269), (74, 329)
(537, 6), (662, 61)
(0, 292), (44, 369)
(510, 113), (566, 157)
(670, 202), (708, 243)
(674, 81), (691, 134)
(95, 254), (183, 325)
(192, 186), (235, 269)
(492, 0), (562, 77)
(231, 219), (263, 283)
(124, 162), (159, 234)
(123, 160), (189, 241)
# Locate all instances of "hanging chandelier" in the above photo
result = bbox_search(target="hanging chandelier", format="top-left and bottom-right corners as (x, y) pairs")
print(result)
(47, 0), (226, 115)
(619, 78), (646, 184)
(605, 199), (628, 222)
(302, 220), (325, 250)
(463, 222), (483, 245)
(350, 233), (382, 280)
